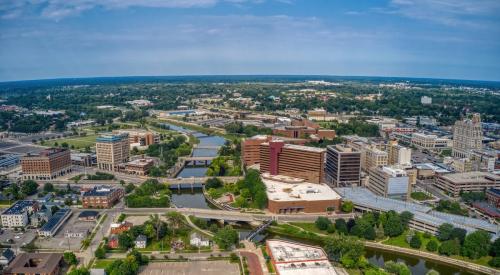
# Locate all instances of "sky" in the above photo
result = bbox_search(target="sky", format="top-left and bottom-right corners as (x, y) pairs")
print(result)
(1, 0), (500, 82)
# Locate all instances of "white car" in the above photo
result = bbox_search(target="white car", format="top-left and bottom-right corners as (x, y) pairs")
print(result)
(14, 235), (21, 239)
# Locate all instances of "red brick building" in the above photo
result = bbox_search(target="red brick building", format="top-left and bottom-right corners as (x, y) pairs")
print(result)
(110, 221), (133, 234)
(82, 186), (124, 209)
(260, 141), (326, 184)
(272, 119), (335, 141)
(21, 148), (72, 180)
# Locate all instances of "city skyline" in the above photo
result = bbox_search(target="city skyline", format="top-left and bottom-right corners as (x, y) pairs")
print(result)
(1, 0), (500, 82)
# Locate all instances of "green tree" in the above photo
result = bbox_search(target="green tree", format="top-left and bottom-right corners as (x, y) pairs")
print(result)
(488, 257), (500, 268)
(205, 177), (223, 189)
(20, 180), (39, 196)
(63, 251), (78, 265)
(341, 201), (354, 213)
(410, 234), (422, 249)
(214, 225), (239, 250)
(490, 237), (500, 257)
(437, 223), (454, 241)
(144, 224), (155, 239)
(67, 267), (90, 275)
(383, 211), (403, 237)
(438, 239), (461, 256)
(335, 218), (348, 235)
(426, 240), (438, 252)
(384, 261), (411, 275)
(118, 233), (133, 249)
(462, 230), (491, 259)
(450, 227), (467, 244)
(315, 217), (332, 231)
(400, 211), (414, 229)
(323, 234), (364, 266)
(166, 211), (184, 237)
(43, 182), (55, 193)
(95, 247), (106, 259)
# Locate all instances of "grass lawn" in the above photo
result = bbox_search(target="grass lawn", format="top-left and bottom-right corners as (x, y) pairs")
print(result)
(289, 222), (328, 235)
(46, 135), (98, 149)
(382, 231), (494, 268)
(92, 259), (115, 269)
(411, 191), (433, 201)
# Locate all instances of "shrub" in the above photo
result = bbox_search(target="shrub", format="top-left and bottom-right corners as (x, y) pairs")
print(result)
(426, 240), (438, 252)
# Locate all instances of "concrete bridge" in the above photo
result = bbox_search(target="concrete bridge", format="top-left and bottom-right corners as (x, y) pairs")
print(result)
(193, 145), (221, 150)
(122, 207), (357, 223)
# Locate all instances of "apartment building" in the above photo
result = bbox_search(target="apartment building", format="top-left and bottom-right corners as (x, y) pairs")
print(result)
(325, 144), (361, 187)
(260, 141), (325, 184)
(21, 148), (72, 180)
(435, 172), (500, 197)
(368, 166), (411, 201)
(96, 133), (130, 171)
(3, 253), (63, 275)
(1, 200), (39, 228)
(113, 129), (159, 147)
(82, 185), (125, 209)
(452, 113), (483, 159)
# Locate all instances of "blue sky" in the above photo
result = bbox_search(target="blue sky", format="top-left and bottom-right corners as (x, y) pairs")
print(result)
(1, 0), (500, 82)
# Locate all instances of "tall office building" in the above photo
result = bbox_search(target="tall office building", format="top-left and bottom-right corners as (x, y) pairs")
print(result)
(362, 146), (388, 171)
(96, 133), (130, 171)
(452, 113), (483, 158)
(260, 140), (325, 183)
(325, 145), (361, 187)
(368, 166), (411, 201)
(387, 141), (412, 168)
(21, 148), (72, 180)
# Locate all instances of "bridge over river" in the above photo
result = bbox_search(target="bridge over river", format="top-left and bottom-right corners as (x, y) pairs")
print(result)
(122, 207), (356, 223)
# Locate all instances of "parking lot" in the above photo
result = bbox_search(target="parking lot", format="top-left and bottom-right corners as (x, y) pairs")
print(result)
(36, 212), (98, 251)
(0, 228), (37, 249)
(0, 140), (46, 155)
(138, 261), (240, 275)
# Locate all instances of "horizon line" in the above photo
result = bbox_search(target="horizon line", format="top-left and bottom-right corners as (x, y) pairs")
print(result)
(1, 74), (500, 85)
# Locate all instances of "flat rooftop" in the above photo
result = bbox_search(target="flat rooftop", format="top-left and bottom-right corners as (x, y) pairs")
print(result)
(127, 158), (154, 166)
(439, 172), (500, 183)
(3, 253), (62, 274)
(262, 173), (341, 202)
(336, 187), (499, 235)
(2, 200), (37, 215)
(267, 239), (336, 275)
(263, 141), (325, 153)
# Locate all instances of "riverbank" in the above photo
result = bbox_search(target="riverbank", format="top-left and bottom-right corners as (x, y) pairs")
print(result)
(270, 222), (499, 275)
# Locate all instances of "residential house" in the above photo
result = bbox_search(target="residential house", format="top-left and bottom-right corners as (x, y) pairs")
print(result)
(135, 235), (147, 249)
(0, 248), (15, 268)
(190, 232), (210, 247)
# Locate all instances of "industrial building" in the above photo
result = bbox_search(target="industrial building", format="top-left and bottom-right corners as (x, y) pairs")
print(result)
(38, 208), (72, 237)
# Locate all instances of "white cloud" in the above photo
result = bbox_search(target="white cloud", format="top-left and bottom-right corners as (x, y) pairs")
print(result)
(385, 0), (500, 27)
(0, 0), (262, 20)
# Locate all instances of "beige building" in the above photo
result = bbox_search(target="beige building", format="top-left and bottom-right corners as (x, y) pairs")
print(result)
(411, 133), (452, 152)
(387, 141), (412, 168)
(362, 146), (388, 171)
(368, 166), (411, 201)
(113, 129), (159, 148)
(435, 172), (500, 197)
(96, 133), (130, 171)
(452, 113), (483, 158)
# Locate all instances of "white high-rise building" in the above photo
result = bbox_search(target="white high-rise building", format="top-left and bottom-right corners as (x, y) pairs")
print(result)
(421, 96), (432, 105)
(452, 113), (483, 158)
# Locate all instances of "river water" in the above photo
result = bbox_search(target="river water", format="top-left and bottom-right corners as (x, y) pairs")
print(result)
(162, 122), (480, 274)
